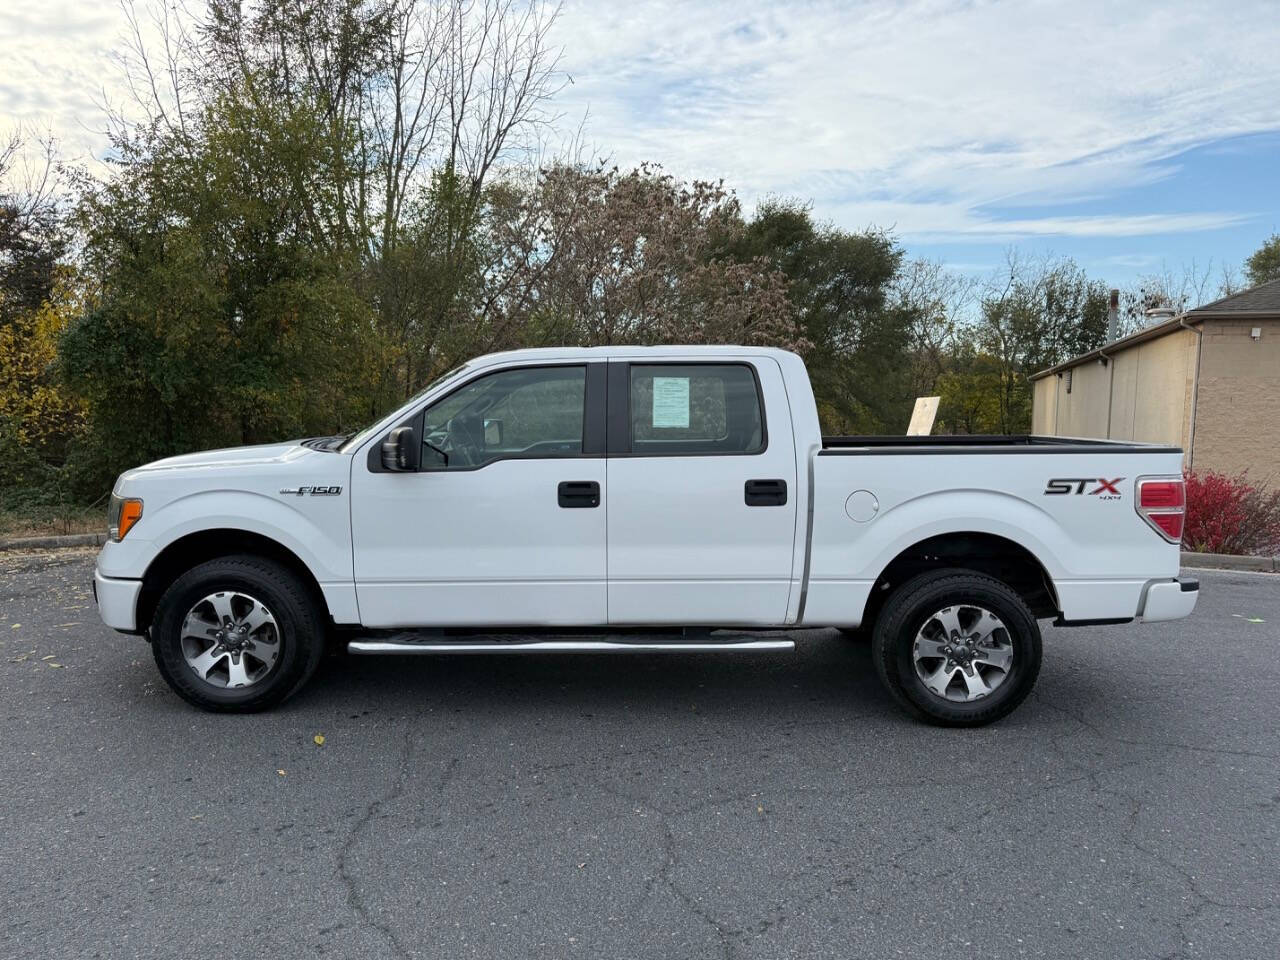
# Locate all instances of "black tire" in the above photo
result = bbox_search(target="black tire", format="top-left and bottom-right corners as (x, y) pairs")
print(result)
(151, 555), (325, 712)
(871, 568), (1042, 727)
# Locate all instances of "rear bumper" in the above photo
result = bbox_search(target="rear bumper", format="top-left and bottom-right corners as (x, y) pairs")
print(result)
(1139, 577), (1199, 622)
(94, 569), (143, 632)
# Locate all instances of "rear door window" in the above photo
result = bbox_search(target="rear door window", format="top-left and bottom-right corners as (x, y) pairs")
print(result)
(629, 364), (764, 455)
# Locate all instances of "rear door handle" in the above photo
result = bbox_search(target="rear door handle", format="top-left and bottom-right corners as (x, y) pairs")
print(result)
(558, 480), (601, 508)
(744, 478), (787, 506)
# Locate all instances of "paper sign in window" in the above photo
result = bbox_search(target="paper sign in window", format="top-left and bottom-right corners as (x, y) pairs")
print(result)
(652, 376), (690, 428)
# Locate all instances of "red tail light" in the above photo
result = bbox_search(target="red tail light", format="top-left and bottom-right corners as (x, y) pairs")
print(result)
(1136, 477), (1185, 543)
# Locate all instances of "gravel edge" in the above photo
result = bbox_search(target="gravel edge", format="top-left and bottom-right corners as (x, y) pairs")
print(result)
(0, 532), (107, 552)
(1180, 551), (1278, 573)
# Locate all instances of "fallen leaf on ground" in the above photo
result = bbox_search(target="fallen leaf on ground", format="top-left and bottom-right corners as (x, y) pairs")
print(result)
(277, 769), (287, 776)
(313, 734), (325, 746)
(41, 655), (56, 661)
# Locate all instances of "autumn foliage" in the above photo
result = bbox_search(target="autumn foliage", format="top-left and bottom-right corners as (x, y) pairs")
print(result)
(1183, 470), (1280, 556)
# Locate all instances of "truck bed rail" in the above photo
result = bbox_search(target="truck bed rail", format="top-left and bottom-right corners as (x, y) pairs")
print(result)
(820, 434), (1182, 455)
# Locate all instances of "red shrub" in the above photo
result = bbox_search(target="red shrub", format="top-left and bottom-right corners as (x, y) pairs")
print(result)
(1183, 469), (1280, 556)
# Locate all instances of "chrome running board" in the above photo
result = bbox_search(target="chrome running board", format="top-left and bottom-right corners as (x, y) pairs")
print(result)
(347, 637), (795, 655)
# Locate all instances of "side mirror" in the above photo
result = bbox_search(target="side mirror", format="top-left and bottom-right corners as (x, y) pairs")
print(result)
(380, 426), (421, 471)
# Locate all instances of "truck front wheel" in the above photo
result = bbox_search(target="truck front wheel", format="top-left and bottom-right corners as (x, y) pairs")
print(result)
(150, 555), (326, 712)
(871, 569), (1042, 727)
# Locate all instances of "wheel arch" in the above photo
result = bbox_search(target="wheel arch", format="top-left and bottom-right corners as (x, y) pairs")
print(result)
(136, 529), (330, 634)
(863, 531), (1060, 626)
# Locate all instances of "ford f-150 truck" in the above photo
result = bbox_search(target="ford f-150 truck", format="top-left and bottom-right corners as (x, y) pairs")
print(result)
(93, 346), (1198, 725)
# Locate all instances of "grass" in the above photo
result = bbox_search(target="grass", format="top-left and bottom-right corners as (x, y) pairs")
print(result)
(0, 504), (104, 540)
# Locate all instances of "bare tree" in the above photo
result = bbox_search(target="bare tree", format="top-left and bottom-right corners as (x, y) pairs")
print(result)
(107, 1), (564, 250)
(892, 257), (978, 396)
(0, 129), (67, 320)
(481, 163), (803, 353)
(971, 250), (1110, 433)
(1117, 258), (1234, 334)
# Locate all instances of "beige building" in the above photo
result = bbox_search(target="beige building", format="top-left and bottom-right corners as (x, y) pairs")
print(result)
(1030, 278), (1280, 483)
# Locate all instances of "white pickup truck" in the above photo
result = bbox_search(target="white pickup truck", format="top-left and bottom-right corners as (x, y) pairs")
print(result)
(94, 346), (1198, 725)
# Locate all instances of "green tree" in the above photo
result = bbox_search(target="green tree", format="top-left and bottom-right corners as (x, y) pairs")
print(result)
(975, 255), (1108, 434)
(55, 0), (565, 493)
(935, 345), (1004, 435)
(63, 82), (383, 493)
(1245, 234), (1280, 287)
(0, 272), (87, 466)
(726, 201), (913, 433)
(0, 134), (66, 328)
(0, 132), (86, 504)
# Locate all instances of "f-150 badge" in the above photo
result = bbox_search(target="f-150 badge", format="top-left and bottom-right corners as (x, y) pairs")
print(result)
(279, 486), (343, 496)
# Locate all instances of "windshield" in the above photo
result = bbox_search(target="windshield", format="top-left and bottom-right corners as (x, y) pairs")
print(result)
(336, 363), (470, 454)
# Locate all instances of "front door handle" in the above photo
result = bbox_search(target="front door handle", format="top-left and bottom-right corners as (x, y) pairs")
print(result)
(558, 480), (601, 508)
(744, 478), (787, 506)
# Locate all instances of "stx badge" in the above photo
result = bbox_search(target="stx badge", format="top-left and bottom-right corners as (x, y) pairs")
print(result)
(1044, 477), (1123, 499)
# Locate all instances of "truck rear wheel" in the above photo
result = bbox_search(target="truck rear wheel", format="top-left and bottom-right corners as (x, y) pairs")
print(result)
(871, 569), (1042, 727)
(150, 555), (325, 712)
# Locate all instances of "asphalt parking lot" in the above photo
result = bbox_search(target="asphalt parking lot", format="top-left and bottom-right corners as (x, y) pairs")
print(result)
(1, 550), (1277, 959)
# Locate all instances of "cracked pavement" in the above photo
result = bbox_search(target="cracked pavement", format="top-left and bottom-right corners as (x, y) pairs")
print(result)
(1, 550), (1277, 959)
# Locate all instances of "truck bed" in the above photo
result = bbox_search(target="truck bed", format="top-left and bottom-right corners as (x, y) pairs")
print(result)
(803, 434), (1187, 627)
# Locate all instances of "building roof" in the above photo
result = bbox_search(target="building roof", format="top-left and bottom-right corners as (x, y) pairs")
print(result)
(1028, 315), (1190, 380)
(1184, 277), (1280, 317)
(1029, 277), (1280, 381)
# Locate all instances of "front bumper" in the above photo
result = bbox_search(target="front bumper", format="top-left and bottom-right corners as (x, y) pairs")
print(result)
(1139, 577), (1199, 622)
(94, 568), (143, 632)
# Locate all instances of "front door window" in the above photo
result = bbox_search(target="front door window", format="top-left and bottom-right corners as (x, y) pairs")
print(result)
(421, 366), (587, 469)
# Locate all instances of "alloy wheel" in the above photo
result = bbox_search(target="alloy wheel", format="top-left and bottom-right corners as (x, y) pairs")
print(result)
(912, 604), (1014, 702)
(179, 591), (282, 689)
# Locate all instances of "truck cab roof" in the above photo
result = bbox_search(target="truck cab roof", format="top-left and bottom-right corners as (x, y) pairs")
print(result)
(466, 344), (803, 367)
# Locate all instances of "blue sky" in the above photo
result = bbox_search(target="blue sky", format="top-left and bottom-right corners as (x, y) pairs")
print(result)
(4, 0), (1279, 291)
(909, 132), (1280, 281)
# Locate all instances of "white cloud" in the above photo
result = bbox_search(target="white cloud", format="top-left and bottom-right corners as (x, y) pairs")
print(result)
(3, 0), (1277, 242)
(1, 1), (123, 165)
(550, 0), (1280, 239)
(822, 204), (1251, 242)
